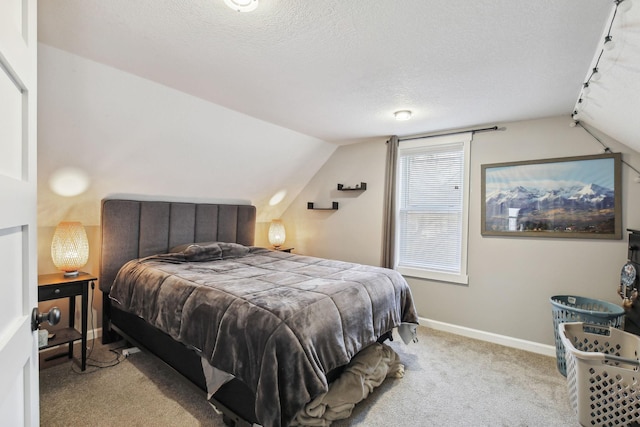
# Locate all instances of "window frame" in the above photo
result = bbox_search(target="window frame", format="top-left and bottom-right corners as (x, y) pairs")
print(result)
(394, 132), (471, 285)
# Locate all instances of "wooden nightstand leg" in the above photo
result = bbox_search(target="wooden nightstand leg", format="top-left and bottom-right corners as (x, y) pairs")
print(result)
(81, 281), (89, 371)
(68, 295), (75, 359)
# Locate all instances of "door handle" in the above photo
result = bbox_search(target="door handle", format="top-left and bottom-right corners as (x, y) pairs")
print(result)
(31, 307), (61, 331)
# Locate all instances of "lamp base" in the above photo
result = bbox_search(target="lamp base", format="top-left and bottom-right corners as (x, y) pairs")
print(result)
(63, 270), (80, 277)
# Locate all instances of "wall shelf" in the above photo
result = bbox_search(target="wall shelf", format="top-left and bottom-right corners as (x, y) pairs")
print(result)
(337, 182), (367, 191)
(307, 202), (339, 210)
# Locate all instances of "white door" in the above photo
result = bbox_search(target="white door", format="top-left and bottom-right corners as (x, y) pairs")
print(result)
(0, 0), (39, 425)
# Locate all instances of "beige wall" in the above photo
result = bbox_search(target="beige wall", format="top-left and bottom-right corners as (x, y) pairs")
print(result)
(284, 115), (640, 346)
(281, 138), (387, 266)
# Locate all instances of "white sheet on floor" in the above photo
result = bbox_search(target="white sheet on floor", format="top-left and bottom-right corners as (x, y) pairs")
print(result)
(291, 342), (404, 426)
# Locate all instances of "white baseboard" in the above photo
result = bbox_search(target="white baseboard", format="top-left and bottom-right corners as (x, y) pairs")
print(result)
(88, 327), (102, 341)
(72, 323), (557, 359)
(418, 317), (556, 358)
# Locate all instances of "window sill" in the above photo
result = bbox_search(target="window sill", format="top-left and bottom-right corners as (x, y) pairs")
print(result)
(397, 266), (469, 285)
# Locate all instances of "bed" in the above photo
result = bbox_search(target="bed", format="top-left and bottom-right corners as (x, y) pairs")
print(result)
(99, 198), (418, 427)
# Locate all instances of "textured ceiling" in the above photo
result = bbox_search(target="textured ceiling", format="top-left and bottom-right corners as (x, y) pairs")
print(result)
(38, 0), (638, 148)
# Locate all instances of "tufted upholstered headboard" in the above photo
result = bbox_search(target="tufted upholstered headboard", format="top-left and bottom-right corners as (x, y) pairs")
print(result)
(99, 198), (256, 294)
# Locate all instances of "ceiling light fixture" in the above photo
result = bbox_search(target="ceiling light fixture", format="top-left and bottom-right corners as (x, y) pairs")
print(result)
(224, 0), (258, 12)
(394, 110), (412, 121)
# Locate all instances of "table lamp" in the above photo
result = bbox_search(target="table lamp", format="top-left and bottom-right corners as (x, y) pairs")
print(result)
(51, 221), (89, 276)
(268, 219), (286, 249)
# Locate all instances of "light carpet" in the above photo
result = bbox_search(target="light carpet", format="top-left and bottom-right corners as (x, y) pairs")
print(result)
(39, 326), (577, 426)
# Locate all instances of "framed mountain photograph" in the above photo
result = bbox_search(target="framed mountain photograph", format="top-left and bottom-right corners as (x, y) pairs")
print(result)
(481, 153), (622, 239)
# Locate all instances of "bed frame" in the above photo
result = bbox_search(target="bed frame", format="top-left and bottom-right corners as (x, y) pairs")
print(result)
(99, 198), (392, 426)
(100, 198), (259, 426)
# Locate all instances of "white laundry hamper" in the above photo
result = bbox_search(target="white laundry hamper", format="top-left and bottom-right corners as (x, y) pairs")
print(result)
(559, 322), (640, 426)
(550, 295), (625, 376)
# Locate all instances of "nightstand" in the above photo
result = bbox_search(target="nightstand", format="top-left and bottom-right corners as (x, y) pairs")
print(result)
(273, 247), (294, 253)
(38, 272), (95, 371)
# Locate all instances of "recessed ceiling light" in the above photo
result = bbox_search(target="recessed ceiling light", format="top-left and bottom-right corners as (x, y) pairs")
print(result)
(394, 110), (412, 121)
(224, 0), (258, 12)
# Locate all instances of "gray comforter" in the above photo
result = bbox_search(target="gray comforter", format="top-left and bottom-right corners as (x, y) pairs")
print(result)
(109, 243), (418, 427)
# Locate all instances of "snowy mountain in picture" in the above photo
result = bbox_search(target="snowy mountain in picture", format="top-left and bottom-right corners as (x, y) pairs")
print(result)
(486, 183), (614, 210)
(484, 183), (615, 233)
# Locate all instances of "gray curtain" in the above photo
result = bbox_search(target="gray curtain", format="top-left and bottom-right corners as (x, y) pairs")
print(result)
(382, 135), (399, 268)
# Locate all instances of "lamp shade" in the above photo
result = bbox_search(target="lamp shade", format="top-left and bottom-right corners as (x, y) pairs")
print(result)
(268, 219), (286, 248)
(51, 221), (89, 276)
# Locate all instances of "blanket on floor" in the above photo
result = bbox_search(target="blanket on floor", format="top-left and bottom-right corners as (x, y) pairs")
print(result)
(292, 342), (404, 426)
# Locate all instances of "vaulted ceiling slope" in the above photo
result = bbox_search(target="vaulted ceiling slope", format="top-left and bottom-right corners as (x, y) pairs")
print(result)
(38, 0), (639, 150)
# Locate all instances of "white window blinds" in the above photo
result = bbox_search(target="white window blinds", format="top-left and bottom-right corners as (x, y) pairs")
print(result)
(396, 133), (470, 284)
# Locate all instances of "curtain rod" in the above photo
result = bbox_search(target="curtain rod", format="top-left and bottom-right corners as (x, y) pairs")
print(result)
(398, 125), (500, 142)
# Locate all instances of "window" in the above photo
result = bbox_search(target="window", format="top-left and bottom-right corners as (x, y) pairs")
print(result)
(395, 133), (471, 284)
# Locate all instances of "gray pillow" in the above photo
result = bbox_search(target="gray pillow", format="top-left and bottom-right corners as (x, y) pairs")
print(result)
(217, 242), (251, 259)
(170, 242), (223, 262)
(170, 241), (250, 261)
